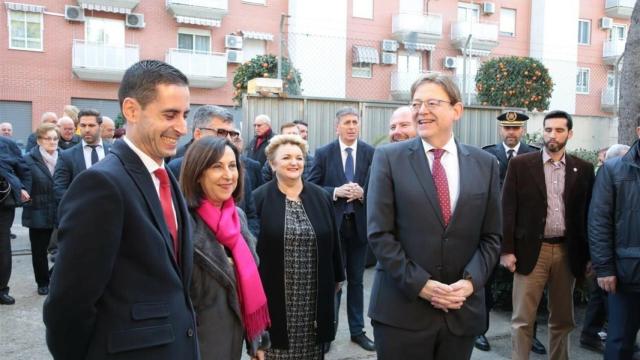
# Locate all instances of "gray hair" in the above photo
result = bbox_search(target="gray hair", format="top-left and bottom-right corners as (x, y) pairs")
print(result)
(335, 107), (359, 123)
(605, 144), (630, 161)
(255, 114), (271, 125)
(192, 105), (233, 129)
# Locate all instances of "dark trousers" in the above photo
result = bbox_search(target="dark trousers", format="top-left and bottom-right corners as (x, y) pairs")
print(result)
(373, 319), (475, 360)
(0, 207), (15, 293)
(581, 274), (608, 339)
(335, 214), (366, 337)
(28, 228), (51, 287)
(605, 291), (640, 360)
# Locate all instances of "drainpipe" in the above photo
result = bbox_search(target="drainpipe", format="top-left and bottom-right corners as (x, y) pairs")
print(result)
(463, 34), (473, 104)
(613, 51), (624, 116)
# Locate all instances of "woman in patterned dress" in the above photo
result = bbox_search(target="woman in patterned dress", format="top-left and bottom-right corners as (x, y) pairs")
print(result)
(253, 135), (345, 359)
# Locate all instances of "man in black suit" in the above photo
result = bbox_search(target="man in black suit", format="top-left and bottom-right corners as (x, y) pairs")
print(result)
(245, 114), (274, 166)
(477, 111), (545, 354)
(53, 109), (110, 203)
(308, 107), (375, 352)
(501, 110), (594, 360)
(56, 116), (82, 150)
(43, 60), (199, 359)
(367, 73), (501, 359)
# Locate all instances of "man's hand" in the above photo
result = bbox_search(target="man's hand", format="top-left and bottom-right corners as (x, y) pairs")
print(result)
(500, 253), (517, 273)
(251, 350), (265, 360)
(334, 184), (353, 199)
(20, 189), (30, 202)
(449, 279), (474, 298)
(585, 261), (594, 277)
(346, 183), (364, 202)
(420, 280), (470, 313)
(597, 276), (617, 293)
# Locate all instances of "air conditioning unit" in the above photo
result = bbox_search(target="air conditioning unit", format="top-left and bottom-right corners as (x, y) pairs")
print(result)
(443, 56), (457, 69)
(225, 35), (243, 49)
(64, 5), (85, 22)
(227, 50), (244, 64)
(600, 17), (613, 29)
(483, 2), (495, 15)
(381, 52), (397, 65)
(125, 13), (145, 28)
(381, 39), (399, 52)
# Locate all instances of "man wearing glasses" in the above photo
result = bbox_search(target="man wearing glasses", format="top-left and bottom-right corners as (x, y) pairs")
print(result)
(167, 105), (259, 235)
(367, 73), (501, 359)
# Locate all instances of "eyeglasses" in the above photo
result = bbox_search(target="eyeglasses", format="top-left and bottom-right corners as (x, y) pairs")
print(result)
(410, 99), (451, 111)
(39, 136), (59, 142)
(199, 127), (240, 139)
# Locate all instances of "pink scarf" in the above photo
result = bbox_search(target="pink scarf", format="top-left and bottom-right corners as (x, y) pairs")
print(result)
(196, 198), (270, 341)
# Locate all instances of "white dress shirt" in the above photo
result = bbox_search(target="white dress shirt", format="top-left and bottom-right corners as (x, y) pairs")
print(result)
(82, 140), (106, 169)
(333, 138), (359, 201)
(502, 141), (521, 157)
(422, 135), (460, 213)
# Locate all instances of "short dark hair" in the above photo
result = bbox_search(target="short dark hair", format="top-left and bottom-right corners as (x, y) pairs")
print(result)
(179, 136), (244, 209)
(335, 107), (359, 124)
(292, 120), (308, 127)
(543, 110), (573, 130)
(280, 122), (298, 133)
(118, 60), (189, 113)
(192, 105), (233, 130)
(77, 109), (102, 125)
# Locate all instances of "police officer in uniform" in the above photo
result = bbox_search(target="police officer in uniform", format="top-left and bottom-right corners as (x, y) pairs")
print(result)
(476, 111), (546, 354)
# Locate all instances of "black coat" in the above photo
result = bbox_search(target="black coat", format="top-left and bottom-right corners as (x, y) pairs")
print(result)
(22, 146), (57, 229)
(242, 155), (263, 191)
(589, 140), (640, 292)
(0, 136), (31, 204)
(252, 180), (345, 349)
(245, 130), (273, 166)
(482, 141), (539, 186)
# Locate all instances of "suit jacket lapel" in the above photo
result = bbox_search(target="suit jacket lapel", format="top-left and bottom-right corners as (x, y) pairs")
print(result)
(72, 145), (87, 172)
(354, 140), (366, 183)
(527, 152), (547, 200)
(408, 138), (445, 227)
(518, 142), (531, 155)
(563, 155), (577, 204)
(495, 142), (508, 164)
(169, 169), (192, 279)
(448, 142), (471, 229)
(331, 140), (348, 184)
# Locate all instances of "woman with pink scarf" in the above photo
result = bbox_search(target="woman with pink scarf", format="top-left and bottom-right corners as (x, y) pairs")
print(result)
(180, 136), (270, 360)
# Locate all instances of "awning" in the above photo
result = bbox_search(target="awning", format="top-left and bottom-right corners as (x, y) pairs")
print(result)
(402, 41), (435, 52)
(79, 3), (130, 14)
(352, 46), (379, 64)
(461, 48), (490, 57)
(5, 1), (45, 13)
(175, 15), (221, 27)
(241, 31), (274, 41)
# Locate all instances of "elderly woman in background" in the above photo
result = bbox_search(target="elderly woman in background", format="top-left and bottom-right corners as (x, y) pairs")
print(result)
(253, 134), (344, 359)
(180, 136), (270, 360)
(22, 123), (59, 295)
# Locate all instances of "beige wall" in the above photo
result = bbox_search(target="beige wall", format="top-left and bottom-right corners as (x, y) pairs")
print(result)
(527, 112), (617, 151)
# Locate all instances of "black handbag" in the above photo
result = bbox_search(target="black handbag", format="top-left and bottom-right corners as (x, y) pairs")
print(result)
(0, 175), (16, 208)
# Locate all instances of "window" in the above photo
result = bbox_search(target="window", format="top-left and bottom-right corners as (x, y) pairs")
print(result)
(576, 68), (590, 94)
(352, 63), (372, 78)
(458, 2), (480, 22)
(243, 39), (266, 62)
(578, 19), (590, 45)
(353, 0), (373, 19)
(86, 17), (124, 46)
(8, 10), (43, 51)
(609, 24), (626, 41)
(397, 51), (422, 73)
(177, 28), (211, 53)
(500, 8), (516, 36)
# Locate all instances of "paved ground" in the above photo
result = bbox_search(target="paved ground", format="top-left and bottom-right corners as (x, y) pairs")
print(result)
(1, 212), (608, 359)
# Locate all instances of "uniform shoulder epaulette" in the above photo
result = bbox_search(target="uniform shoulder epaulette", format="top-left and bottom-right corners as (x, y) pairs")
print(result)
(482, 144), (496, 150)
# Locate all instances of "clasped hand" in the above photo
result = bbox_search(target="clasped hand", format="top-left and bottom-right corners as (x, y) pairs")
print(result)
(420, 279), (474, 313)
(335, 182), (363, 202)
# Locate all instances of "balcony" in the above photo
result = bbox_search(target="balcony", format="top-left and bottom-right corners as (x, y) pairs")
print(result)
(391, 13), (442, 49)
(451, 21), (499, 55)
(166, 0), (228, 21)
(72, 40), (139, 82)
(601, 87), (617, 113)
(603, 39), (626, 65)
(165, 49), (227, 89)
(77, 0), (140, 14)
(605, 0), (636, 19)
(390, 71), (432, 101)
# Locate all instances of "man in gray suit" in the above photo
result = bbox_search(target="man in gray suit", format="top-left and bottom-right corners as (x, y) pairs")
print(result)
(367, 73), (502, 359)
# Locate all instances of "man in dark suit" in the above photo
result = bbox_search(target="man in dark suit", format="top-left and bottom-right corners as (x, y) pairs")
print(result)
(367, 73), (501, 359)
(0, 136), (31, 305)
(53, 109), (110, 203)
(308, 107), (375, 352)
(245, 114), (274, 166)
(43, 60), (199, 359)
(56, 116), (82, 150)
(477, 111), (545, 354)
(501, 110), (594, 360)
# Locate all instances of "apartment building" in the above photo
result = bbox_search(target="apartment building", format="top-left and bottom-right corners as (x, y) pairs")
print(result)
(0, 0), (633, 142)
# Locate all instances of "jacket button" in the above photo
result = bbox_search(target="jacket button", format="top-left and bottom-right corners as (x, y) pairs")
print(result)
(187, 328), (194, 337)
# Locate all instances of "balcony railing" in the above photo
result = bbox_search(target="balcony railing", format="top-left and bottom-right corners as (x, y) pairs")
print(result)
(605, 0), (636, 18)
(165, 49), (227, 88)
(390, 71), (433, 101)
(166, 0), (228, 20)
(603, 39), (626, 65)
(601, 87), (617, 113)
(391, 13), (442, 46)
(72, 40), (139, 82)
(451, 21), (499, 54)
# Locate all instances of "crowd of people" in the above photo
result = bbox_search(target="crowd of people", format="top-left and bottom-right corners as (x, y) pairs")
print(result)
(0, 60), (639, 360)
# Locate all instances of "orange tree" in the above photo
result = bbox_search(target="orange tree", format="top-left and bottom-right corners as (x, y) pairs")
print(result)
(232, 54), (302, 104)
(475, 56), (553, 111)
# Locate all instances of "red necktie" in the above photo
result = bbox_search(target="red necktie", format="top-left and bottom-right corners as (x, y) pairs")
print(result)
(431, 149), (451, 226)
(154, 168), (179, 261)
